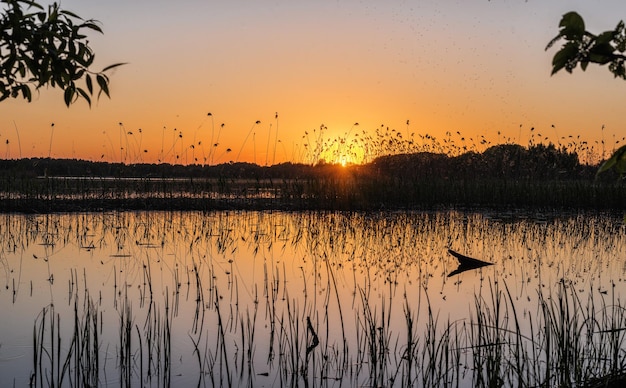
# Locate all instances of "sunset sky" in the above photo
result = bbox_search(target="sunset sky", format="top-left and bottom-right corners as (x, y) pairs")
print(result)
(2, 0), (626, 165)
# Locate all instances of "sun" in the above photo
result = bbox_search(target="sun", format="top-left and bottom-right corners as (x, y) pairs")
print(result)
(318, 143), (365, 166)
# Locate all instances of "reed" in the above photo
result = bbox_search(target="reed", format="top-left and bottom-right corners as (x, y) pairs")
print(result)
(17, 211), (626, 387)
(31, 292), (100, 387)
(1, 124), (624, 213)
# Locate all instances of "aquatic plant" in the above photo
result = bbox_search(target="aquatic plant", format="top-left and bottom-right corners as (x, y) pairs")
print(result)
(4, 211), (621, 387)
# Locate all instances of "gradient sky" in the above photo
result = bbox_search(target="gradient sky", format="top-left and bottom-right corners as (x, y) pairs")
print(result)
(2, 0), (626, 165)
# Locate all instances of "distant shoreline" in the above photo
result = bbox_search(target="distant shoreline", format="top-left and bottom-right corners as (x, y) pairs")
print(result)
(1, 145), (623, 213)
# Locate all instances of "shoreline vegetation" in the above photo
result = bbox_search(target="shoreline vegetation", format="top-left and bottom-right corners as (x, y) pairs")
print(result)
(0, 143), (623, 213)
(17, 211), (626, 388)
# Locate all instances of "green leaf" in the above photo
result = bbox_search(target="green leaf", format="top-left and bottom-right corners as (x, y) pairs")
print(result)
(615, 21), (626, 52)
(76, 87), (91, 107)
(551, 44), (577, 75)
(22, 2), (44, 11)
(60, 10), (82, 20)
(590, 42), (615, 57)
(74, 69), (85, 80)
(559, 12), (585, 39)
(96, 74), (109, 98)
(49, 6), (59, 22)
(85, 73), (93, 94)
(81, 22), (103, 34)
(21, 84), (32, 102)
(64, 86), (74, 107)
(581, 60), (589, 71)
(589, 53), (613, 65)
(101, 62), (127, 72)
(597, 144), (626, 176)
(17, 62), (26, 77)
(589, 41), (615, 65)
(596, 30), (615, 44)
(545, 33), (563, 51)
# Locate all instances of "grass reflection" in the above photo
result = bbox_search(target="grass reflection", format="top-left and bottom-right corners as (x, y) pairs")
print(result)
(0, 211), (624, 386)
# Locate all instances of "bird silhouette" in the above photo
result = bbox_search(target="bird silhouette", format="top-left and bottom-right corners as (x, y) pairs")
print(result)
(447, 249), (493, 277)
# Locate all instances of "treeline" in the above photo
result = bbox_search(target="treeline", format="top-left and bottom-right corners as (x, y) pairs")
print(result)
(0, 143), (623, 212)
(0, 143), (610, 181)
(370, 143), (602, 181)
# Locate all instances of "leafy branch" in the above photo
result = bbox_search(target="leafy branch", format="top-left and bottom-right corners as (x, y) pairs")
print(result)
(597, 145), (626, 178)
(547, 11), (626, 179)
(546, 12), (626, 79)
(0, 0), (125, 106)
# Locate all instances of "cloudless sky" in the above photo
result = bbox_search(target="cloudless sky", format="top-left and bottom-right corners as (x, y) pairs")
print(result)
(2, 0), (625, 165)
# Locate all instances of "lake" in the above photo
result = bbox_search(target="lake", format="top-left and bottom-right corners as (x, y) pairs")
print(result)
(1, 210), (624, 387)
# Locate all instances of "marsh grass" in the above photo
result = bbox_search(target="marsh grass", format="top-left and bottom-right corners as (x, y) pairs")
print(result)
(0, 172), (622, 213)
(30, 275), (626, 387)
(9, 211), (625, 387)
(31, 292), (100, 387)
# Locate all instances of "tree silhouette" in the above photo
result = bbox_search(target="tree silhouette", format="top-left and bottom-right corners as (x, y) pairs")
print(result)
(0, 0), (124, 106)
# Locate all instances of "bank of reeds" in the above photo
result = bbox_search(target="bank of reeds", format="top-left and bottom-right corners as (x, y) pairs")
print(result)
(0, 142), (623, 212)
(31, 291), (100, 387)
(30, 271), (626, 387)
(15, 211), (626, 386)
(0, 174), (623, 213)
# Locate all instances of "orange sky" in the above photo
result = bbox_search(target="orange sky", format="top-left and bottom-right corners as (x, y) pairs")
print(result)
(2, 1), (626, 165)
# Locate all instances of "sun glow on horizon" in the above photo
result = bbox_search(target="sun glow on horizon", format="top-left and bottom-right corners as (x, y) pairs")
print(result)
(1, 111), (621, 168)
(2, 1), (626, 167)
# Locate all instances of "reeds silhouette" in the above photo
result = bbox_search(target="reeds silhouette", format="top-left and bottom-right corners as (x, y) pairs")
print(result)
(22, 212), (626, 387)
(0, 211), (618, 386)
(237, 120), (260, 162)
(8, 110), (618, 169)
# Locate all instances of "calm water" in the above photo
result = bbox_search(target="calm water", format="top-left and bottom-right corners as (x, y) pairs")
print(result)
(0, 210), (624, 386)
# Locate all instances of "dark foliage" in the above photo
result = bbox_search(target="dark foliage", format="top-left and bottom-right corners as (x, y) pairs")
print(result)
(0, 144), (623, 213)
(0, 0), (124, 106)
(370, 144), (594, 181)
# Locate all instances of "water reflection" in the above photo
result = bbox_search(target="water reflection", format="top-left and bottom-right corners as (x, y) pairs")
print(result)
(0, 211), (624, 386)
